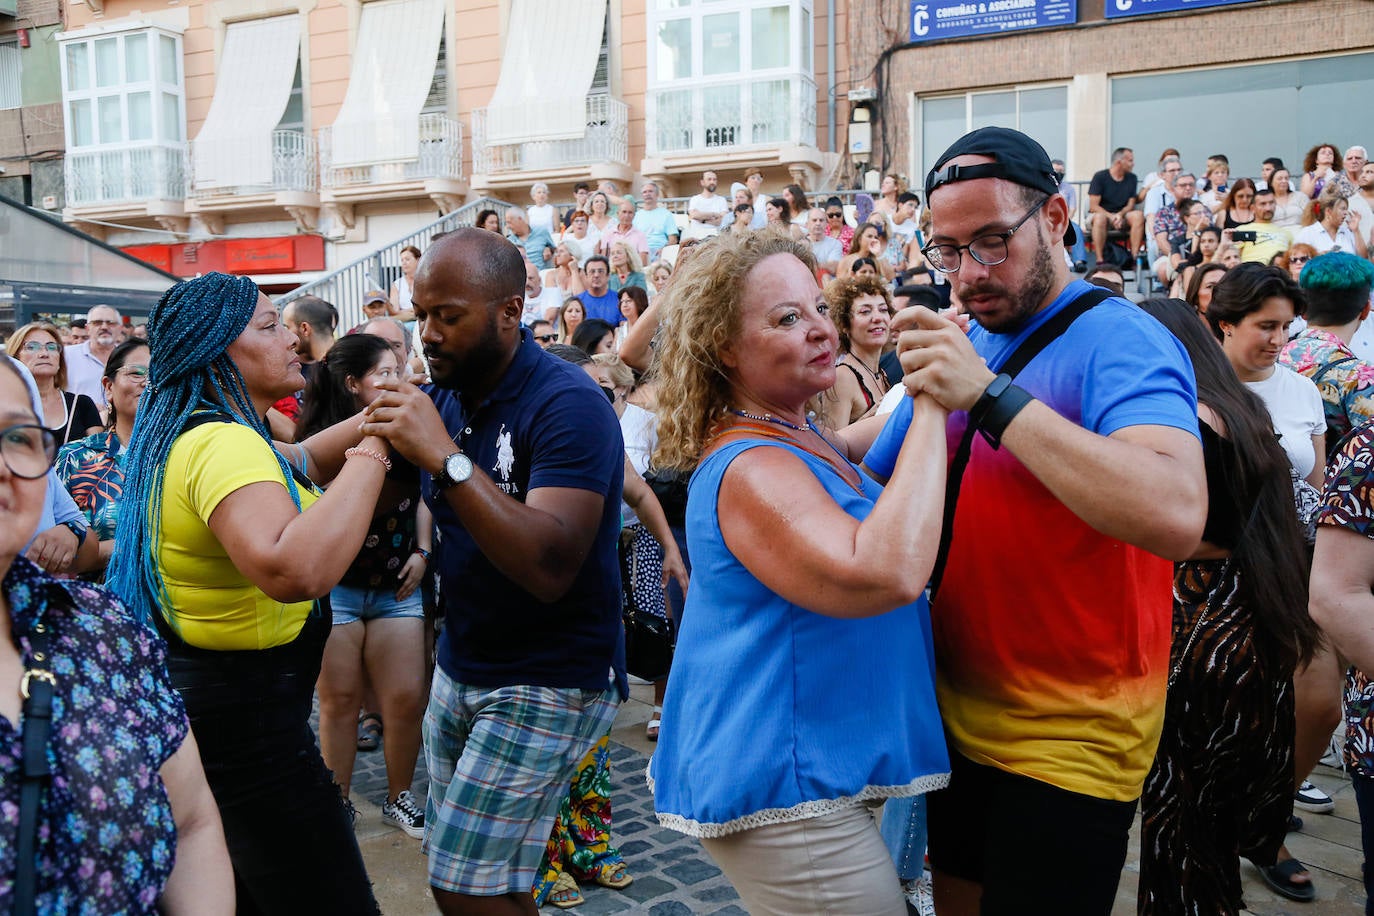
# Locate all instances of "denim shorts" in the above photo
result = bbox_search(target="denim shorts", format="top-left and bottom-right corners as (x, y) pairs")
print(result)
(330, 584), (425, 626)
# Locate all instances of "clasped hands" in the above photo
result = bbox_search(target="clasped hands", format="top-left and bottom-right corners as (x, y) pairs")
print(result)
(889, 305), (995, 413)
(359, 378), (455, 475)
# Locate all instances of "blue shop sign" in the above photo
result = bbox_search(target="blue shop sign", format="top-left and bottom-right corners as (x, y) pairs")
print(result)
(1105, 0), (1257, 18)
(909, 0), (1076, 42)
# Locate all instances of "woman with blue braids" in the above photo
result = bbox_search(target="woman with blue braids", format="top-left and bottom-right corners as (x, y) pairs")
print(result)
(109, 272), (391, 914)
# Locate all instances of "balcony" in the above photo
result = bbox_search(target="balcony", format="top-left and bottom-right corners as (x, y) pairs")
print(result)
(186, 130), (320, 234)
(319, 113), (468, 222)
(642, 73), (822, 185)
(63, 142), (188, 236)
(471, 94), (631, 191)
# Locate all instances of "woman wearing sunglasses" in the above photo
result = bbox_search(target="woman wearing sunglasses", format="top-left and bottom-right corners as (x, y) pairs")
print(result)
(54, 338), (149, 580)
(0, 355), (234, 913)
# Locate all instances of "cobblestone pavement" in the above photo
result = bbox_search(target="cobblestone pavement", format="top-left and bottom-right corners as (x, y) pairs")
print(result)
(327, 689), (1365, 915)
(328, 688), (747, 915)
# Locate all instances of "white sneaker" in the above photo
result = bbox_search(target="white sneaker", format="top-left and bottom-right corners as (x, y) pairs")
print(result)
(382, 789), (426, 839)
(1294, 780), (1335, 814)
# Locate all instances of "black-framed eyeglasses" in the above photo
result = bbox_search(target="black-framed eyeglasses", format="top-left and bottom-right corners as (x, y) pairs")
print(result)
(0, 424), (57, 480)
(921, 195), (1049, 274)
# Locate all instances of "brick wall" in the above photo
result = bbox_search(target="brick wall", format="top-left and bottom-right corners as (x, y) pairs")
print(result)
(16, 0), (60, 28)
(853, 0), (1374, 174)
(0, 102), (62, 177)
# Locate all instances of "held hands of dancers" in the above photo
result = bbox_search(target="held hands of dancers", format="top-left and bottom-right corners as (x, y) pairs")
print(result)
(890, 305), (993, 411)
(358, 376), (454, 476)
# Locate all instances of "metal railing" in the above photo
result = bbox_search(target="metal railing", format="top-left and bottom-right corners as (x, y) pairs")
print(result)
(188, 130), (317, 198)
(473, 94), (629, 176)
(319, 114), (464, 190)
(276, 195), (514, 331)
(65, 142), (187, 207)
(647, 74), (817, 156)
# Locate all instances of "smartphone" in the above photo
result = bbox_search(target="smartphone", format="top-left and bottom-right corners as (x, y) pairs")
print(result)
(1231, 230), (1257, 242)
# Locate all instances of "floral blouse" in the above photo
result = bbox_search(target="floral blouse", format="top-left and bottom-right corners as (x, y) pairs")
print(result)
(0, 557), (189, 913)
(55, 431), (127, 544)
(1279, 329), (1374, 450)
(1316, 423), (1374, 777)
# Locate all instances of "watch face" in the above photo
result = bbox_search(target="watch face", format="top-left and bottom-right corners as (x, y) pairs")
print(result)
(444, 452), (473, 485)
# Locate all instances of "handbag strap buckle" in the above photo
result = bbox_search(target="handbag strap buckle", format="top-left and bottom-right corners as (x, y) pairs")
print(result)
(20, 669), (55, 700)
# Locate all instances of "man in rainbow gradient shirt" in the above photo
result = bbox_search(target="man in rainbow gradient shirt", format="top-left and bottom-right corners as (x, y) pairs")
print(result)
(865, 127), (1207, 915)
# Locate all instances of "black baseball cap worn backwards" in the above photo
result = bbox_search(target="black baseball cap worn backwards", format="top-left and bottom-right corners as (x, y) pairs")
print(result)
(924, 126), (1075, 243)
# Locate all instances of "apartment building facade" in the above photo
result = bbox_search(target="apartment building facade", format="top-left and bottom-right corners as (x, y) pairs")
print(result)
(848, 0), (1374, 188)
(26, 0), (849, 288)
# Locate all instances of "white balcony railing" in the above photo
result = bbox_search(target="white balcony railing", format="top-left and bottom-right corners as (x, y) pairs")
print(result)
(188, 130), (318, 199)
(65, 143), (187, 207)
(647, 74), (817, 157)
(471, 94), (629, 176)
(319, 114), (464, 190)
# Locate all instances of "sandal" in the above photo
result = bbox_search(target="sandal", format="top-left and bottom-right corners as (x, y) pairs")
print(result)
(548, 872), (584, 909)
(595, 862), (634, 890)
(356, 713), (383, 753)
(1256, 857), (1317, 903)
(646, 707), (662, 742)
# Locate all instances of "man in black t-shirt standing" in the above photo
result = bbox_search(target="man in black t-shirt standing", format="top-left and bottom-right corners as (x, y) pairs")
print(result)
(1088, 147), (1146, 265)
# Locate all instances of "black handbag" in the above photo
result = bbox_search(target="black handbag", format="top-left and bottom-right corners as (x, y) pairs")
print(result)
(620, 535), (674, 681)
(643, 465), (690, 529)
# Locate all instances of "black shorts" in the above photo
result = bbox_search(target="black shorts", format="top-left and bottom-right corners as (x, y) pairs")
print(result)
(927, 747), (1138, 916)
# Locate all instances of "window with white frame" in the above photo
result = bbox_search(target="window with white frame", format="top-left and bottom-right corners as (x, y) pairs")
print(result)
(61, 27), (184, 149)
(647, 0), (815, 154)
(0, 38), (20, 111)
(59, 26), (187, 204)
(917, 86), (1068, 178)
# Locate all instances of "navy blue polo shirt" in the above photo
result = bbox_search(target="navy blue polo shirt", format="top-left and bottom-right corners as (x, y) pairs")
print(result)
(423, 328), (627, 696)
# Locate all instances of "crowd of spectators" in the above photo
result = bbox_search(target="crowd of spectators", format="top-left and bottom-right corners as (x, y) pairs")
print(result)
(7, 133), (1374, 916)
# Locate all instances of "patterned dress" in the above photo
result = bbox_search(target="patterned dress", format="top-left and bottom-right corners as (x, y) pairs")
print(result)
(1316, 422), (1374, 778)
(531, 734), (626, 905)
(1138, 424), (1297, 916)
(0, 557), (189, 914)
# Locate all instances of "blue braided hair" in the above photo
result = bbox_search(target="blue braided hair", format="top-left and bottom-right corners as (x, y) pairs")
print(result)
(108, 272), (302, 626)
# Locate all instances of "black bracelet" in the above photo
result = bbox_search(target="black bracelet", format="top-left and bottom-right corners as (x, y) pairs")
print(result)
(978, 379), (1033, 450)
(61, 520), (88, 548)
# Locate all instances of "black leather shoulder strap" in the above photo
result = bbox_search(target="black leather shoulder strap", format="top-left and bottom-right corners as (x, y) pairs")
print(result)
(930, 286), (1113, 596)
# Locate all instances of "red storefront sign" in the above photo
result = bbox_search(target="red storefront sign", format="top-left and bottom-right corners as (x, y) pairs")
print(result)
(225, 238), (296, 272)
(123, 235), (326, 278)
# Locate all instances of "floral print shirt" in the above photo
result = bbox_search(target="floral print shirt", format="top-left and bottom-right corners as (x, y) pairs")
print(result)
(0, 557), (188, 913)
(55, 431), (126, 544)
(1279, 328), (1374, 450)
(1316, 423), (1374, 777)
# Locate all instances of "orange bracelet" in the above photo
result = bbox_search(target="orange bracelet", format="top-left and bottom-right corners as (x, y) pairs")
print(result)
(344, 446), (392, 471)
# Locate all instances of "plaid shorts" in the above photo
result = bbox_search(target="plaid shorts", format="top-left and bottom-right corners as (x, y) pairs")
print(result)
(422, 669), (621, 895)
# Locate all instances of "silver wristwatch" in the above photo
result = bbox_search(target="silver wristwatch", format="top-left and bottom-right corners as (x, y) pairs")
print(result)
(434, 451), (474, 489)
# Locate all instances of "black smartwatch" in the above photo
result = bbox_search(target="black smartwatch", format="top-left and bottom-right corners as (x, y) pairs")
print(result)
(970, 373), (1034, 450)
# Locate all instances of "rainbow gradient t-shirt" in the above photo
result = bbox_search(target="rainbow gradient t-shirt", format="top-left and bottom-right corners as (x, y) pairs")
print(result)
(866, 280), (1199, 801)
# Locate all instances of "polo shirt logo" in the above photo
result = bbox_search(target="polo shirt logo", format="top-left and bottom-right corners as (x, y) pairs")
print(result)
(495, 425), (515, 483)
